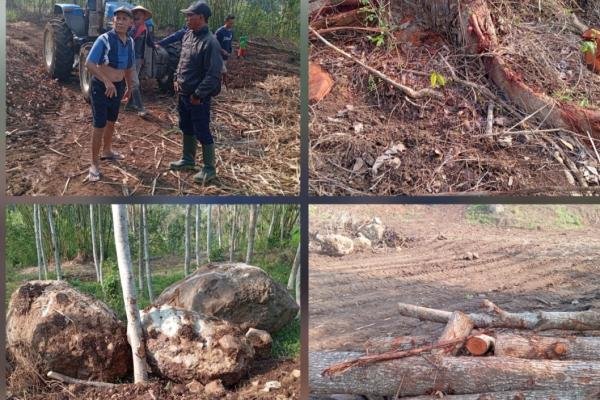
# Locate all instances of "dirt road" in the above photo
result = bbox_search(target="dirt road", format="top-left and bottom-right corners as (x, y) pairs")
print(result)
(309, 205), (600, 351)
(7, 21), (299, 196)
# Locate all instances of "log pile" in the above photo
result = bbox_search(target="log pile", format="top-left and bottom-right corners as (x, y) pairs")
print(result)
(310, 300), (600, 398)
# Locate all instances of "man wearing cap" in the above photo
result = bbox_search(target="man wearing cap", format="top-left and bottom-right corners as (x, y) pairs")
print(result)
(169, 1), (223, 185)
(215, 15), (235, 87)
(85, 6), (135, 182)
(125, 5), (155, 115)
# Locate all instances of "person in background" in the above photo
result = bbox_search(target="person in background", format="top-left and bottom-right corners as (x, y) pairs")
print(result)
(85, 7), (135, 182)
(215, 15), (234, 87)
(238, 34), (248, 58)
(126, 5), (155, 116)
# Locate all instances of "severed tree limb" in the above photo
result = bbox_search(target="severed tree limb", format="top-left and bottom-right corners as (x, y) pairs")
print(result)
(312, 26), (385, 35)
(398, 301), (600, 331)
(433, 311), (473, 355)
(310, 27), (444, 99)
(401, 389), (598, 400)
(322, 336), (473, 376)
(494, 333), (600, 360)
(311, 351), (600, 396)
(47, 371), (118, 388)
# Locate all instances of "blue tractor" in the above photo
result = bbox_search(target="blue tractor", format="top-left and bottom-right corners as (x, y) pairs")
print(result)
(43, 0), (180, 100)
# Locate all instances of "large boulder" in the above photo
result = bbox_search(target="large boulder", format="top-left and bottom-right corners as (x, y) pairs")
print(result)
(6, 281), (131, 382)
(316, 234), (354, 256)
(140, 305), (254, 385)
(155, 262), (298, 333)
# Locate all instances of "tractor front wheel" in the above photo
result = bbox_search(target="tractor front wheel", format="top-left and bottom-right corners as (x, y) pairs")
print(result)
(79, 43), (93, 102)
(43, 19), (75, 81)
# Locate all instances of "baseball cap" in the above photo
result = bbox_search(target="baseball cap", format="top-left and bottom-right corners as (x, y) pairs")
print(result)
(180, 1), (212, 18)
(114, 6), (133, 18)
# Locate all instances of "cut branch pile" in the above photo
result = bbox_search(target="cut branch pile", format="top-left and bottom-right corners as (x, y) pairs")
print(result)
(310, 300), (600, 398)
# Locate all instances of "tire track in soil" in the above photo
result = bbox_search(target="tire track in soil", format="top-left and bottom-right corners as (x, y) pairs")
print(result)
(309, 208), (600, 352)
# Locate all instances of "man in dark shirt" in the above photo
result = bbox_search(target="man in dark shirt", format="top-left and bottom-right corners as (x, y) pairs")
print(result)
(169, 1), (222, 185)
(215, 15), (234, 86)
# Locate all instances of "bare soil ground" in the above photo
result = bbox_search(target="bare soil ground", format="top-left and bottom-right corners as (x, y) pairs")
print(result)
(7, 358), (299, 400)
(309, 1), (600, 195)
(6, 21), (299, 196)
(309, 204), (600, 352)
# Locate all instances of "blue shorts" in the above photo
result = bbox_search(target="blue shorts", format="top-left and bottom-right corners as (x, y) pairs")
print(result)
(178, 95), (213, 145)
(90, 77), (126, 128)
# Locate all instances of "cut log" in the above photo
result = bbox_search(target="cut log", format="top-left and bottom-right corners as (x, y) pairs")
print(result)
(310, 0), (361, 17)
(494, 333), (600, 361)
(311, 8), (366, 31)
(310, 351), (600, 396)
(466, 334), (495, 356)
(398, 302), (600, 331)
(401, 389), (599, 400)
(433, 311), (473, 355)
(309, 62), (335, 103)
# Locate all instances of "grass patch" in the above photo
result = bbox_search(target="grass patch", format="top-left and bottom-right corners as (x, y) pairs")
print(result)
(465, 205), (499, 225)
(554, 205), (583, 228)
(271, 317), (300, 359)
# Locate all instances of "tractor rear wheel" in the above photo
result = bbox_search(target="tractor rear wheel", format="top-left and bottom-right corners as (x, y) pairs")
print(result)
(157, 43), (181, 94)
(43, 18), (75, 81)
(79, 42), (93, 102)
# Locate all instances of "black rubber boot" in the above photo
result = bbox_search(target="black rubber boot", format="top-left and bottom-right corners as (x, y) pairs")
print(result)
(169, 135), (197, 170)
(193, 143), (217, 184)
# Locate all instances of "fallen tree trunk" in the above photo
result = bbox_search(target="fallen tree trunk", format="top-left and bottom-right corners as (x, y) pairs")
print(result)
(415, 0), (600, 140)
(310, 351), (600, 396)
(433, 311), (473, 355)
(494, 333), (600, 360)
(311, 8), (365, 31)
(398, 302), (600, 331)
(401, 389), (599, 400)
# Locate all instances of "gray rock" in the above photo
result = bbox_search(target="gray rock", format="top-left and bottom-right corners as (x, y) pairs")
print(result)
(245, 328), (273, 359)
(316, 234), (354, 256)
(353, 235), (372, 251)
(155, 262), (298, 333)
(359, 223), (385, 242)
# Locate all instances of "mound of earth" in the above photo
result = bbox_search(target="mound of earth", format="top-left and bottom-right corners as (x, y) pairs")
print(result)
(140, 305), (254, 385)
(6, 281), (131, 383)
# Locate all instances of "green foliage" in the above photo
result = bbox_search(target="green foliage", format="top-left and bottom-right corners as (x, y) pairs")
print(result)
(367, 34), (386, 47)
(271, 317), (300, 358)
(429, 71), (447, 89)
(465, 205), (499, 225)
(554, 206), (583, 228)
(581, 40), (597, 54)
(580, 98), (591, 107)
(360, 0), (390, 48)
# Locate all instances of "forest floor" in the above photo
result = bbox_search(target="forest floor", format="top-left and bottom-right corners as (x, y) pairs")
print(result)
(309, 204), (600, 351)
(6, 21), (300, 196)
(309, 0), (600, 195)
(7, 252), (300, 399)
